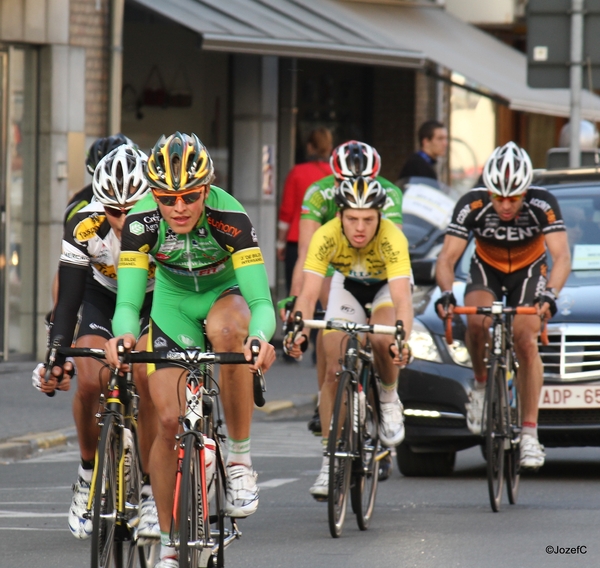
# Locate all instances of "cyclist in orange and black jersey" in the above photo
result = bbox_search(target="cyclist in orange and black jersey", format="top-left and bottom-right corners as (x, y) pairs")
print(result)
(436, 142), (571, 470)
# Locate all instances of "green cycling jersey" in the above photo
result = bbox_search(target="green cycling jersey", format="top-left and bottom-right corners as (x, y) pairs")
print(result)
(112, 187), (275, 346)
(300, 174), (403, 225)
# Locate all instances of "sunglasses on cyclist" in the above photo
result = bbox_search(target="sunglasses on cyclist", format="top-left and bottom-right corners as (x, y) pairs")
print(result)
(152, 189), (205, 207)
(489, 193), (524, 203)
(104, 206), (132, 218)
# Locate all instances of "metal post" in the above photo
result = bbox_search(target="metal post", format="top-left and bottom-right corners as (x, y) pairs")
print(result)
(570, 0), (584, 168)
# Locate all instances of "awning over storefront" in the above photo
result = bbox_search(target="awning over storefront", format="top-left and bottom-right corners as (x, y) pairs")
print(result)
(340, 1), (600, 120)
(132, 0), (600, 120)
(130, 0), (424, 68)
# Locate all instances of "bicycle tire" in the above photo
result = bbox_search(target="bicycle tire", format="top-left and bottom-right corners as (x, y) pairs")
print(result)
(179, 438), (206, 568)
(91, 415), (139, 568)
(505, 364), (521, 505)
(208, 443), (226, 568)
(327, 370), (354, 538)
(486, 359), (507, 513)
(350, 365), (380, 530)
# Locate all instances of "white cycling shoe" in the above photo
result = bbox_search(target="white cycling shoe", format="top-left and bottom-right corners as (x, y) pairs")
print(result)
(224, 464), (259, 518)
(68, 476), (93, 540)
(520, 434), (546, 469)
(466, 386), (486, 435)
(379, 399), (405, 446)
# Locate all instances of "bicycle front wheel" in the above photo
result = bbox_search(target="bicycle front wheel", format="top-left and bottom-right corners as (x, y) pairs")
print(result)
(179, 438), (207, 568)
(486, 360), (507, 513)
(350, 367), (380, 531)
(327, 370), (354, 538)
(92, 415), (139, 568)
(505, 367), (521, 505)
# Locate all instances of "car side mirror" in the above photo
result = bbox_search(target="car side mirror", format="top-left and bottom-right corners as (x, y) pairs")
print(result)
(412, 258), (436, 286)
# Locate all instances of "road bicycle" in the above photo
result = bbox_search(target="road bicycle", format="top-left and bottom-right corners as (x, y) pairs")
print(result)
(288, 312), (403, 537)
(52, 341), (266, 568)
(446, 303), (547, 512)
(46, 340), (159, 568)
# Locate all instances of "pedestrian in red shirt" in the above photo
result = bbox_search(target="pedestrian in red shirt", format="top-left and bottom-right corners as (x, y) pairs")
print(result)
(277, 127), (333, 292)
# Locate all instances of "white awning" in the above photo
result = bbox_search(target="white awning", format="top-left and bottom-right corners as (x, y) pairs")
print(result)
(131, 0), (600, 120)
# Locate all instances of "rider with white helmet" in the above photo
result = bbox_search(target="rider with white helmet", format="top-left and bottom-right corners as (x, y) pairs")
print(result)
(435, 141), (571, 469)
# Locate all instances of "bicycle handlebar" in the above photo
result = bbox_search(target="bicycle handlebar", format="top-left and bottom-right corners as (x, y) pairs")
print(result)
(57, 346), (266, 406)
(444, 306), (549, 346)
(301, 319), (399, 336)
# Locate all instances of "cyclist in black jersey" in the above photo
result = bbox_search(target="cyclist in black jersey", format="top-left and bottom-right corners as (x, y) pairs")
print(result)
(35, 145), (159, 540)
(435, 142), (571, 469)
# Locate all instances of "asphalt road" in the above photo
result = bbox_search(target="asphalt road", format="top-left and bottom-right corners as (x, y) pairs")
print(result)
(1, 419), (600, 568)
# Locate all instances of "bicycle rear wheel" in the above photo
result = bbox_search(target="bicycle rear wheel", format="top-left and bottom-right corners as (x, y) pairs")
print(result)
(486, 360), (507, 513)
(505, 367), (521, 505)
(327, 370), (354, 538)
(179, 438), (208, 568)
(350, 367), (380, 531)
(92, 415), (140, 568)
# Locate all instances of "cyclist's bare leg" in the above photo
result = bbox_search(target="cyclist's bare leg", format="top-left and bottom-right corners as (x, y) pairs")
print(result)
(513, 314), (543, 425)
(72, 334), (111, 462)
(146, 367), (186, 530)
(134, 334), (157, 473)
(320, 330), (348, 437)
(370, 305), (399, 387)
(464, 290), (495, 380)
(205, 294), (253, 443)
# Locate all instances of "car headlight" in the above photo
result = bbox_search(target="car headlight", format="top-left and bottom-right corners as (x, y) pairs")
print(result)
(446, 339), (472, 367)
(408, 320), (442, 363)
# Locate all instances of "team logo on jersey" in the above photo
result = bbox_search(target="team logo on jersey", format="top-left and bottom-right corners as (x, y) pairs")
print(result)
(155, 253), (170, 261)
(154, 336), (168, 348)
(251, 228), (258, 243)
(341, 305), (355, 314)
(74, 215), (105, 242)
(130, 221), (145, 236)
(178, 334), (195, 346)
(197, 227), (207, 238)
(207, 216), (242, 238)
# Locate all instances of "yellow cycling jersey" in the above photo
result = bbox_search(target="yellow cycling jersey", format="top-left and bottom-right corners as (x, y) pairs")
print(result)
(304, 217), (411, 284)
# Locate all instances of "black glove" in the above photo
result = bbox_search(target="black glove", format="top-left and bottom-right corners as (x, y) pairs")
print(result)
(534, 289), (557, 317)
(434, 291), (457, 316)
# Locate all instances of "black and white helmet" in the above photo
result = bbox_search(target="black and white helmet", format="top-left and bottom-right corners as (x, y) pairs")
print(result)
(483, 142), (533, 197)
(93, 145), (150, 209)
(330, 141), (381, 181)
(335, 177), (387, 210)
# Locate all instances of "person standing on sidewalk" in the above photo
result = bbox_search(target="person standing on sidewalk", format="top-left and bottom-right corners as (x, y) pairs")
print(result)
(277, 127), (333, 292)
(398, 120), (448, 182)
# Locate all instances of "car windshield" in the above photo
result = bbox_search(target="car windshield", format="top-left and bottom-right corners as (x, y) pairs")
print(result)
(455, 187), (600, 283)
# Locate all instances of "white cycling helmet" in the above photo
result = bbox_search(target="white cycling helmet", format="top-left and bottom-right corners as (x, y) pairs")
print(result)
(330, 141), (381, 181)
(483, 141), (533, 197)
(335, 177), (387, 210)
(93, 145), (150, 209)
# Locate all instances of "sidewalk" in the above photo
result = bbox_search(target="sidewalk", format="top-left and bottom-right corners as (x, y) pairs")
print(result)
(0, 353), (318, 462)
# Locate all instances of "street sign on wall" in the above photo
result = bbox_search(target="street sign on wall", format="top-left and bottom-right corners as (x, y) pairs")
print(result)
(527, 0), (600, 89)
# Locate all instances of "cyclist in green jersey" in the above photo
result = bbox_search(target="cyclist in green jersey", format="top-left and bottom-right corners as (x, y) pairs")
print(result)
(105, 132), (276, 568)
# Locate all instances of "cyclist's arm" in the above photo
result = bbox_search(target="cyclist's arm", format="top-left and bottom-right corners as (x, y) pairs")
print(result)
(436, 234), (468, 294)
(389, 277), (413, 339)
(112, 251), (150, 339)
(289, 218), (321, 297)
(294, 271), (324, 326)
(544, 230), (571, 293)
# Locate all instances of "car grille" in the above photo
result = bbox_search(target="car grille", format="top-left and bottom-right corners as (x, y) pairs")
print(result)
(539, 323), (600, 381)
(539, 408), (600, 426)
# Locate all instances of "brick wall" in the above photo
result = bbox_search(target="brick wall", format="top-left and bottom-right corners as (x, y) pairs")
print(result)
(70, 0), (110, 138)
(371, 67), (416, 183)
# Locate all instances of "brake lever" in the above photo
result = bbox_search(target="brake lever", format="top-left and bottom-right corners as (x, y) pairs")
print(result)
(250, 339), (266, 407)
(44, 336), (64, 398)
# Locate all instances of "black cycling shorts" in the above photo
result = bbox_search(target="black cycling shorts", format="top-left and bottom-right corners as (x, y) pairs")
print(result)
(76, 276), (152, 341)
(465, 253), (547, 307)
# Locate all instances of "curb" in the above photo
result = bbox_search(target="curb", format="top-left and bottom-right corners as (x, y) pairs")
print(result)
(0, 427), (77, 462)
(0, 395), (316, 462)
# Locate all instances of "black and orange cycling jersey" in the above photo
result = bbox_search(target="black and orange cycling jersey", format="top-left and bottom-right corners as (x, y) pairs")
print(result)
(447, 187), (566, 273)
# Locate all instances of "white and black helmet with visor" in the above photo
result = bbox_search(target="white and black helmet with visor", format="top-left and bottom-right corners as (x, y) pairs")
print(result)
(92, 145), (150, 211)
(335, 176), (387, 211)
(483, 141), (533, 198)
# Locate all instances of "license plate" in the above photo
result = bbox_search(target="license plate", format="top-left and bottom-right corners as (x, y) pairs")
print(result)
(539, 385), (600, 408)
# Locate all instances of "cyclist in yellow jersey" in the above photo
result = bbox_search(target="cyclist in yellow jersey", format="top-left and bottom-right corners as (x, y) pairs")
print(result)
(285, 176), (413, 499)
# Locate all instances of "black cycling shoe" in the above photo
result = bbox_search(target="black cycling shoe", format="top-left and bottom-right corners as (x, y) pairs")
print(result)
(307, 406), (321, 436)
(378, 450), (393, 481)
